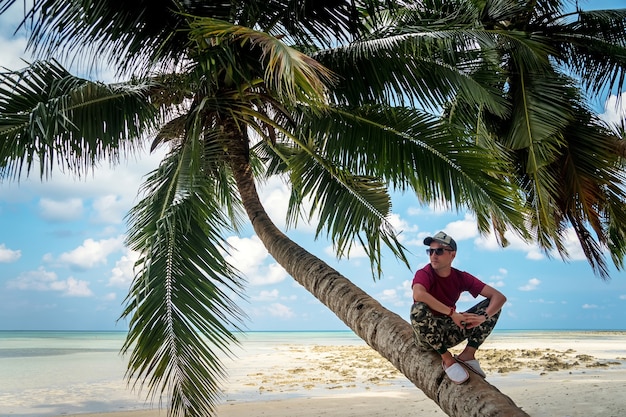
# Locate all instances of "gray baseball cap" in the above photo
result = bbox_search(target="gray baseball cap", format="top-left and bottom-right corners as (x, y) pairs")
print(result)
(423, 231), (457, 251)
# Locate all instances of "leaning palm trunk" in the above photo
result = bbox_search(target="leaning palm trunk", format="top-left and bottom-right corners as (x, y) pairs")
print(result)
(227, 139), (529, 417)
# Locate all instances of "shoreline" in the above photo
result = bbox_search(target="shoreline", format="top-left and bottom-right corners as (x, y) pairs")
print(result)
(3, 330), (625, 417)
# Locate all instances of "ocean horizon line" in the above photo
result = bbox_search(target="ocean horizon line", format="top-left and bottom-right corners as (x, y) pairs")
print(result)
(1, 328), (625, 333)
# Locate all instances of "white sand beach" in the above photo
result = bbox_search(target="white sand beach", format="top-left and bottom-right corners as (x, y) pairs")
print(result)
(43, 331), (626, 417)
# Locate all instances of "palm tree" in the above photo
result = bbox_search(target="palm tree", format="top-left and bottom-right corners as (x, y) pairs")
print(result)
(426, 0), (626, 278)
(1, 1), (625, 417)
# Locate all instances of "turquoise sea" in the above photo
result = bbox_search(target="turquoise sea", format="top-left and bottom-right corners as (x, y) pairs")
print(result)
(1, 330), (625, 417)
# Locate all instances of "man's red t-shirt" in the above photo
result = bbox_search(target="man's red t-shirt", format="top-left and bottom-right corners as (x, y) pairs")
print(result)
(412, 264), (486, 315)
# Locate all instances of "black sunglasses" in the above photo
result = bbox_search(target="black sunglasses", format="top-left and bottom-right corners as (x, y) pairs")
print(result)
(426, 248), (453, 256)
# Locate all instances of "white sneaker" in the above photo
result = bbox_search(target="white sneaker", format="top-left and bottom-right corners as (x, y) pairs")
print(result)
(455, 355), (487, 378)
(442, 361), (469, 384)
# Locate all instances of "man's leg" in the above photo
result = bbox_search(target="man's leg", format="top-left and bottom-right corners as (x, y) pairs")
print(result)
(410, 302), (467, 360)
(456, 299), (501, 366)
(410, 302), (470, 383)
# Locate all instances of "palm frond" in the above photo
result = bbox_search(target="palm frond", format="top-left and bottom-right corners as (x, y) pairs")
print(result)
(550, 112), (626, 279)
(504, 76), (599, 255)
(282, 106), (526, 264)
(3, 0), (398, 76)
(122, 137), (246, 417)
(275, 136), (407, 277)
(10, 0), (187, 74)
(504, 72), (573, 157)
(555, 8), (626, 95)
(297, 104), (527, 234)
(236, 0), (398, 47)
(0, 60), (156, 180)
(188, 16), (335, 108)
(314, 28), (509, 116)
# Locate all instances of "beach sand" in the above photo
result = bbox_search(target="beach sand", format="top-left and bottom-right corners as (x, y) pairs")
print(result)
(55, 332), (626, 417)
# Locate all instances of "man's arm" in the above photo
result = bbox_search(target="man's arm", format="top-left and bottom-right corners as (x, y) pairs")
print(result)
(413, 283), (464, 325)
(459, 284), (507, 329)
(480, 285), (507, 318)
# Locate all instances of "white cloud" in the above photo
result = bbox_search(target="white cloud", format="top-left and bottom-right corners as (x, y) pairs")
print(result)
(7, 267), (58, 291)
(407, 202), (452, 216)
(225, 235), (288, 286)
(378, 288), (397, 302)
(529, 299), (555, 304)
(251, 289), (280, 302)
(582, 304), (599, 309)
(487, 268), (507, 288)
(0, 148), (166, 210)
(267, 302), (295, 319)
(458, 293), (474, 303)
(0, 244), (21, 263)
(525, 250), (545, 260)
(102, 292), (117, 301)
(256, 177), (291, 230)
(619, 295), (626, 300)
(412, 214), (480, 251)
(414, 214), (475, 245)
(375, 281), (418, 309)
(226, 234), (268, 273)
(0, 35), (29, 70)
(402, 279), (413, 300)
(403, 237), (424, 247)
(107, 250), (140, 287)
(388, 213), (418, 234)
(50, 276), (94, 297)
(475, 230), (545, 260)
(6, 267), (93, 297)
(518, 278), (541, 291)
(324, 242), (368, 259)
(386, 213), (418, 244)
(256, 176), (317, 232)
(39, 198), (83, 222)
(282, 294), (298, 301)
(443, 214), (479, 241)
(561, 228), (587, 261)
(459, 187), (595, 266)
(92, 194), (126, 224)
(265, 263), (289, 284)
(477, 226), (586, 262)
(598, 91), (626, 128)
(53, 236), (125, 270)
(406, 206), (424, 216)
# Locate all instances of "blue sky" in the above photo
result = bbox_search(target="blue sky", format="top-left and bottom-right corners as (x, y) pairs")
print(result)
(1, 1), (626, 332)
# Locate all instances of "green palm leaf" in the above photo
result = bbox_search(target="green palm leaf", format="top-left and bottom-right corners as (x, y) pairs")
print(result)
(123, 137), (246, 417)
(545, 110), (626, 277)
(0, 60), (156, 179)
(294, 105), (526, 235)
(315, 28), (509, 116)
(188, 16), (335, 108)
(555, 8), (626, 95)
(280, 136), (404, 276)
(441, 0), (626, 279)
(4, 0), (394, 76)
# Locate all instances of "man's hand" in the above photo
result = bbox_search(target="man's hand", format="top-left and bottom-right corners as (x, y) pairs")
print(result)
(457, 312), (485, 329)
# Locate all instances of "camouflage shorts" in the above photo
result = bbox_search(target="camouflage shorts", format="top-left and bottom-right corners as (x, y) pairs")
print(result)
(409, 299), (500, 355)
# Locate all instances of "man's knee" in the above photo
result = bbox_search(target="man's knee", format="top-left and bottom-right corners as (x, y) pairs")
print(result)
(410, 301), (430, 323)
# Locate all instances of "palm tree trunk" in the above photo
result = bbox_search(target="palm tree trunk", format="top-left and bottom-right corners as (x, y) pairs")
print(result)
(227, 140), (529, 417)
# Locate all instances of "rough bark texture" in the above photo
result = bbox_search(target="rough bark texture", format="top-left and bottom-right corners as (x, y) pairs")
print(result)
(227, 139), (530, 417)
